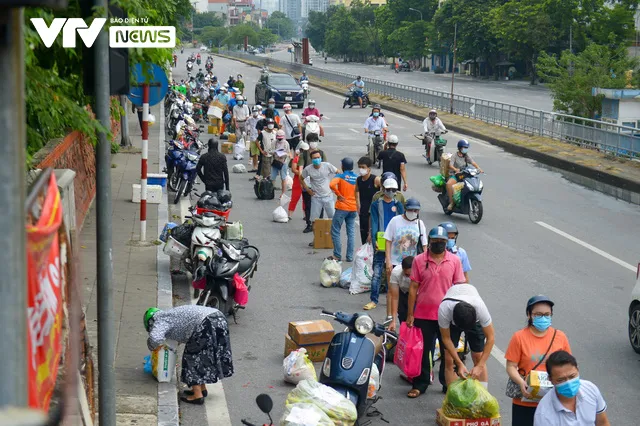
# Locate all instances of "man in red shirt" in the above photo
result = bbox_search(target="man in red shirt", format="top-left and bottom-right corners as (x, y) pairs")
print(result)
(406, 225), (465, 398)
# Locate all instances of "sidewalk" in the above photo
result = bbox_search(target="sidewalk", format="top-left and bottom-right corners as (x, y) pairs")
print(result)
(81, 105), (173, 425)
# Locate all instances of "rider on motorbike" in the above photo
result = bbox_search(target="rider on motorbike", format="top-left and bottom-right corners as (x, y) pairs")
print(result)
(196, 68), (205, 82)
(445, 140), (483, 211)
(300, 71), (309, 83)
(423, 109), (446, 137)
(302, 99), (320, 118)
(363, 105), (388, 135)
(347, 76), (365, 108)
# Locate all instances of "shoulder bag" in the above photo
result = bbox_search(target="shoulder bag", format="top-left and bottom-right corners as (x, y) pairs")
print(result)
(416, 219), (424, 255)
(284, 114), (301, 139)
(505, 329), (556, 399)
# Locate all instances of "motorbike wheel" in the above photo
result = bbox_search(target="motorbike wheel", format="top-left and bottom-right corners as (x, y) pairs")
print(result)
(468, 199), (483, 224)
(342, 100), (347, 109)
(193, 288), (200, 299)
(174, 178), (186, 204)
(367, 143), (375, 164)
(167, 172), (179, 192)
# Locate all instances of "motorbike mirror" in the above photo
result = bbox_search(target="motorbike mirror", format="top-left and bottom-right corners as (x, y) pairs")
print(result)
(255, 394), (273, 414)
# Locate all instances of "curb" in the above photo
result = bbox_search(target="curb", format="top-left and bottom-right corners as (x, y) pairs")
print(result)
(217, 53), (640, 206)
(156, 102), (180, 426)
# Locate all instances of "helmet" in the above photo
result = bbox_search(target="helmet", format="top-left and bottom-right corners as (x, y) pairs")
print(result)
(220, 86), (228, 92)
(428, 226), (448, 241)
(405, 197), (421, 210)
(266, 117), (275, 125)
(357, 75), (362, 79)
(439, 222), (458, 235)
(388, 135), (399, 144)
(268, 97), (275, 103)
(216, 189), (232, 203)
(303, 71), (307, 75)
(341, 157), (354, 171)
(223, 83), (229, 88)
(372, 104), (381, 111)
(204, 76), (210, 81)
(429, 109), (437, 117)
(212, 75), (217, 80)
(526, 295), (554, 314)
(381, 171), (397, 183)
(276, 129), (286, 139)
(257, 105), (264, 111)
(252, 105), (260, 112)
(229, 75), (233, 79)
(237, 74), (242, 78)
(143, 307), (160, 332)
(383, 178), (398, 189)
(236, 95), (244, 101)
(457, 139), (470, 149)
(197, 192), (221, 209)
(283, 103), (292, 110)
(308, 99), (315, 105)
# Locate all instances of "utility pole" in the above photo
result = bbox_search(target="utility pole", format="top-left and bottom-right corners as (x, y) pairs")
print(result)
(94, 0), (116, 423)
(449, 23), (457, 114)
(0, 7), (28, 410)
(120, 95), (131, 147)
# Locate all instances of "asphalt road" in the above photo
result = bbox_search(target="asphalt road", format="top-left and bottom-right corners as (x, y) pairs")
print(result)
(170, 49), (640, 426)
(262, 48), (554, 112)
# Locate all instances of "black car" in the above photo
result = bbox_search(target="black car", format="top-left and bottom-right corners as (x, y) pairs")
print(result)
(254, 72), (304, 108)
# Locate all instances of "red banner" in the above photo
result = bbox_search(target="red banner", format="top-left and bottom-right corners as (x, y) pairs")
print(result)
(26, 173), (64, 411)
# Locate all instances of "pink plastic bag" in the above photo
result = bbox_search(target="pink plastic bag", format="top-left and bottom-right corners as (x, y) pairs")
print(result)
(233, 273), (249, 306)
(394, 322), (424, 378)
(192, 277), (206, 290)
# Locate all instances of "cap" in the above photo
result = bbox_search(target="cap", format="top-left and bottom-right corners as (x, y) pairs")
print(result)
(383, 179), (399, 189)
(276, 129), (286, 139)
(268, 97), (275, 103)
(298, 142), (309, 150)
(283, 103), (292, 110)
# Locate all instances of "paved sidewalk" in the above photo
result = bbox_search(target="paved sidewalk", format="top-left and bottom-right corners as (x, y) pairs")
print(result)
(81, 105), (168, 425)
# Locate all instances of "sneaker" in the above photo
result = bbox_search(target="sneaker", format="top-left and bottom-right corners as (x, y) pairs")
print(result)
(303, 225), (313, 233)
(363, 302), (377, 310)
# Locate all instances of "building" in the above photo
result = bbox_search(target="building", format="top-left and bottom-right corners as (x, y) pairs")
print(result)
(279, 0), (302, 20)
(594, 87), (640, 128)
(302, 0), (328, 18)
(228, 0), (254, 25)
(207, 0), (229, 15)
(334, 0), (386, 6)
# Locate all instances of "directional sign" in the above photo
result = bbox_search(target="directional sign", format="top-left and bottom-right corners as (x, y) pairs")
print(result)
(127, 63), (169, 106)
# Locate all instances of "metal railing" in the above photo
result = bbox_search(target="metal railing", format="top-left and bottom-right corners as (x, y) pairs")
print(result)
(221, 50), (640, 159)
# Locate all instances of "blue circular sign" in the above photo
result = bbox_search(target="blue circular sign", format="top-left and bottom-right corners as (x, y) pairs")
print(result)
(127, 63), (169, 107)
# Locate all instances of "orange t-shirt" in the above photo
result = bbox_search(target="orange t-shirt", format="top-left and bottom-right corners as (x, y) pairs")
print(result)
(504, 327), (571, 407)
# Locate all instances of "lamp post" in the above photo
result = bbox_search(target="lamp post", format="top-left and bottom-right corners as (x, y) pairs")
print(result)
(449, 23), (457, 114)
(408, 7), (423, 21)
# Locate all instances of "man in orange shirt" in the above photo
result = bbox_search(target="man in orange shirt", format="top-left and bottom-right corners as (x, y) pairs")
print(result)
(329, 157), (358, 262)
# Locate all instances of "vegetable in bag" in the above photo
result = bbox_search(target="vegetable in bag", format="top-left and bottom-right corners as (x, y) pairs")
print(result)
(285, 379), (357, 426)
(283, 348), (317, 385)
(280, 403), (334, 426)
(442, 378), (500, 419)
(320, 258), (342, 288)
(349, 244), (374, 294)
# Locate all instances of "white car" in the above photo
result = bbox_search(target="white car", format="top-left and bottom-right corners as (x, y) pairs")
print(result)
(200, 45), (208, 52)
(629, 262), (640, 353)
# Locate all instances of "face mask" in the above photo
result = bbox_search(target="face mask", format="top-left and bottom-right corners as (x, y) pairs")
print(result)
(267, 124), (274, 130)
(461, 148), (469, 154)
(268, 104), (275, 109)
(312, 158), (322, 166)
(430, 241), (446, 254)
(237, 101), (243, 105)
(384, 190), (395, 198)
(447, 239), (456, 250)
(309, 142), (318, 149)
(359, 168), (369, 176)
(373, 112), (380, 117)
(252, 112), (258, 117)
(555, 376), (581, 398)
(405, 211), (418, 221)
(430, 116), (436, 120)
(532, 316), (552, 332)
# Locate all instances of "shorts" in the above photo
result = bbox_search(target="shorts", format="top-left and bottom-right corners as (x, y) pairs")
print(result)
(353, 91), (363, 98)
(449, 322), (485, 354)
(250, 141), (260, 156)
(270, 162), (288, 181)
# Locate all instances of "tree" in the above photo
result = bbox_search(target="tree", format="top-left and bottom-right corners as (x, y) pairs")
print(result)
(306, 10), (327, 52)
(537, 44), (638, 117)
(324, 6), (357, 59)
(200, 26), (229, 48)
(259, 28), (279, 47)
(225, 23), (259, 47)
(266, 11), (295, 40)
(192, 11), (225, 29)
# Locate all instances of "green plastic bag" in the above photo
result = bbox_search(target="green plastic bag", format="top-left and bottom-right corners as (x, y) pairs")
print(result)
(286, 379), (357, 426)
(429, 174), (445, 187)
(442, 378), (500, 419)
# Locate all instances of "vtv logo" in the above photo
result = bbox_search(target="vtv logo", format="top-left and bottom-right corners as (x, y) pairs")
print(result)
(30, 18), (107, 48)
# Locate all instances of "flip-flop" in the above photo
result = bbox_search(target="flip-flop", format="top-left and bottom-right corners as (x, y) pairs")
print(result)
(407, 389), (421, 398)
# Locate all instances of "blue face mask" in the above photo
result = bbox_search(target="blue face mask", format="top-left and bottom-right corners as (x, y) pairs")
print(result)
(532, 316), (552, 332)
(373, 112), (380, 117)
(461, 148), (469, 154)
(312, 158), (322, 166)
(446, 239), (456, 250)
(555, 376), (581, 398)
(268, 104), (275, 109)
(237, 101), (243, 105)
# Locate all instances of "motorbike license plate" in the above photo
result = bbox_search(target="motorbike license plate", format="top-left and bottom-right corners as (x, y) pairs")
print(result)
(285, 96), (292, 101)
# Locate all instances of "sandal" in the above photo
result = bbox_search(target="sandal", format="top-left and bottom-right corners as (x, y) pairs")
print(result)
(326, 256), (341, 262)
(407, 389), (421, 398)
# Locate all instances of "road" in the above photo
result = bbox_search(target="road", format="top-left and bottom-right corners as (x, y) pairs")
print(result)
(170, 50), (640, 425)
(261, 48), (554, 112)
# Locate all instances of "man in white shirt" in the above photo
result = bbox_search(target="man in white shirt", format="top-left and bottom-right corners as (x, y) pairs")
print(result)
(388, 255), (413, 330)
(246, 106), (262, 172)
(281, 103), (303, 151)
(232, 95), (250, 143)
(534, 351), (610, 426)
(347, 76), (365, 107)
(363, 105), (388, 135)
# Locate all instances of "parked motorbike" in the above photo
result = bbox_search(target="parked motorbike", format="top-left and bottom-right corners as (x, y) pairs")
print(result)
(319, 310), (396, 419)
(343, 88), (370, 109)
(172, 146), (200, 204)
(437, 166), (484, 224)
(241, 394), (274, 426)
(187, 211), (224, 290)
(367, 130), (384, 168)
(415, 130), (448, 165)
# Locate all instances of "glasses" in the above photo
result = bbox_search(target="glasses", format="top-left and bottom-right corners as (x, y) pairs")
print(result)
(531, 313), (553, 318)
(385, 188), (398, 193)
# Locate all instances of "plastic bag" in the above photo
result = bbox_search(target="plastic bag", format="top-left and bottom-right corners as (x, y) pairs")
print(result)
(232, 164), (247, 173)
(367, 363), (380, 399)
(442, 378), (500, 419)
(394, 322), (423, 378)
(280, 193), (292, 208)
(280, 403), (334, 426)
(159, 222), (177, 243)
(283, 348), (317, 385)
(320, 258), (342, 288)
(349, 244), (374, 294)
(338, 267), (352, 289)
(285, 379), (357, 425)
(233, 273), (249, 306)
(285, 174), (294, 191)
(143, 355), (152, 374)
(434, 336), (467, 361)
(273, 206), (289, 223)
(429, 174), (446, 188)
(453, 182), (464, 205)
(234, 142), (245, 160)
(151, 344), (177, 383)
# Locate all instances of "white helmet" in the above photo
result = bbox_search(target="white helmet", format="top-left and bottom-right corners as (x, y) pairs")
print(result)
(283, 103), (292, 110)
(308, 99), (316, 105)
(383, 178), (399, 189)
(251, 105), (260, 112)
(236, 95), (244, 101)
(388, 134), (399, 144)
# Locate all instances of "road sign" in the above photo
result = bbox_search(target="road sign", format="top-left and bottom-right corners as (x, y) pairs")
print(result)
(127, 63), (169, 106)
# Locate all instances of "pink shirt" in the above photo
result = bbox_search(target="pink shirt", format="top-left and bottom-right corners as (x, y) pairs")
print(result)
(409, 251), (465, 320)
(302, 107), (321, 118)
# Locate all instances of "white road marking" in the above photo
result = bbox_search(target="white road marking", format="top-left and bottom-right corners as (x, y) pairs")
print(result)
(205, 382), (232, 426)
(349, 128), (360, 134)
(535, 221), (636, 272)
(491, 346), (507, 368)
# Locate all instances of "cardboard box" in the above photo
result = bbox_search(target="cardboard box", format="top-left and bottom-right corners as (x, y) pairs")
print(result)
(288, 320), (334, 346)
(228, 133), (237, 143)
(436, 409), (501, 426)
(284, 334), (329, 363)
(208, 125), (219, 135)
(313, 219), (333, 249)
(221, 142), (234, 154)
(524, 371), (553, 402)
(440, 152), (452, 177)
(132, 184), (162, 204)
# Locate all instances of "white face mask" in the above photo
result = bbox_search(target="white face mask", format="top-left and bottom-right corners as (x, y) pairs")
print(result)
(309, 142), (318, 149)
(252, 112), (258, 117)
(405, 211), (418, 221)
(359, 168), (368, 176)
(267, 124), (274, 130)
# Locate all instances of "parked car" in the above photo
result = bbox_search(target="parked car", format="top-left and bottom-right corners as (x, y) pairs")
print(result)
(629, 262), (640, 353)
(254, 72), (304, 108)
(200, 45), (208, 52)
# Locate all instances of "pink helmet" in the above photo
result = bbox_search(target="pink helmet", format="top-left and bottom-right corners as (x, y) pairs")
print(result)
(283, 103), (292, 110)
(276, 129), (286, 139)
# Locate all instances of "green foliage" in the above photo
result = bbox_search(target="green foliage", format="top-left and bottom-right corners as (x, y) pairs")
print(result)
(111, 142), (120, 153)
(265, 11), (295, 40)
(305, 10), (327, 52)
(192, 11), (225, 29)
(225, 23), (259, 47)
(200, 26), (229, 47)
(537, 44), (638, 118)
(259, 28), (279, 47)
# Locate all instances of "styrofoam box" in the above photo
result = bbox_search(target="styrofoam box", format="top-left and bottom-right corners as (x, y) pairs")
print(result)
(132, 184), (163, 204)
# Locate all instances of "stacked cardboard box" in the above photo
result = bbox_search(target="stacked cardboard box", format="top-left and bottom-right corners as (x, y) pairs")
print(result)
(284, 320), (334, 362)
(313, 219), (333, 249)
(221, 142), (234, 154)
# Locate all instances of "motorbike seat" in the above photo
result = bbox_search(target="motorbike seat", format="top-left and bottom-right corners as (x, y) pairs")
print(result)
(367, 334), (384, 356)
(237, 246), (259, 274)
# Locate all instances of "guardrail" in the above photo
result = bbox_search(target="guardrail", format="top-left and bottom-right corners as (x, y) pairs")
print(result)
(221, 50), (640, 159)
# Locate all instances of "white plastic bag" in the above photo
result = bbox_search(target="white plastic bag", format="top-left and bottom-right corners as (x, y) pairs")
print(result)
(285, 379), (357, 425)
(233, 142), (244, 160)
(273, 206), (289, 223)
(283, 348), (317, 385)
(349, 244), (374, 294)
(320, 258), (342, 288)
(338, 267), (352, 289)
(151, 344), (177, 383)
(280, 403), (334, 426)
(285, 173), (294, 191)
(232, 164), (247, 173)
(280, 193), (292, 208)
(367, 363), (380, 399)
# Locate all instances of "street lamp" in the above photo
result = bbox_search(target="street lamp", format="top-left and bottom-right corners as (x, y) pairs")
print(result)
(408, 7), (423, 21)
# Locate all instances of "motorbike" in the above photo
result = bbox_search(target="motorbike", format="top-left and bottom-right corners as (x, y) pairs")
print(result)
(343, 88), (370, 109)
(164, 139), (189, 191)
(302, 114), (322, 140)
(180, 47), (184, 54)
(241, 394), (274, 426)
(415, 130), (448, 165)
(172, 145), (200, 204)
(301, 80), (310, 98)
(196, 58), (201, 66)
(186, 61), (193, 72)
(187, 211), (224, 292)
(437, 166), (484, 224)
(367, 130), (384, 168)
(319, 310), (396, 420)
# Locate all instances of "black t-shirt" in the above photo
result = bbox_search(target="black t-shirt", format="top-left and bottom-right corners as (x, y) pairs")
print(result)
(378, 149), (407, 185)
(356, 174), (377, 216)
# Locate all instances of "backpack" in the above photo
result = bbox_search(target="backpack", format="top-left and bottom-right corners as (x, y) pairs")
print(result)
(254, 179), (275, 200)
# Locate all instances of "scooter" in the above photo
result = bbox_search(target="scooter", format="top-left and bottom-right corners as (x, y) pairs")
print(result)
(367, 130), (384, 168)
(415, 130), (448, 165)
(343, 88), (370, 109)
(241, 394), (274, 426)
(437, 166), (484, 224)
(186, 210), (225, 295)
(301, 80), (310, 98)
(319, 310), (396, 420)
(172, 146), (200, 204)
(302, 114), (322, 140)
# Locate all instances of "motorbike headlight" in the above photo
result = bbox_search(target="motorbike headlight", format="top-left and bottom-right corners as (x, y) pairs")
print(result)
(356, 368), (371, 385)
(478, 181), (483, 191)
(354, 315), (374, 335)
(186, 152), (199, 161)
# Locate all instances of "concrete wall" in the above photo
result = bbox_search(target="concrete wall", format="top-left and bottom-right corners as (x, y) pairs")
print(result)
(619, 99), (640, 127)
